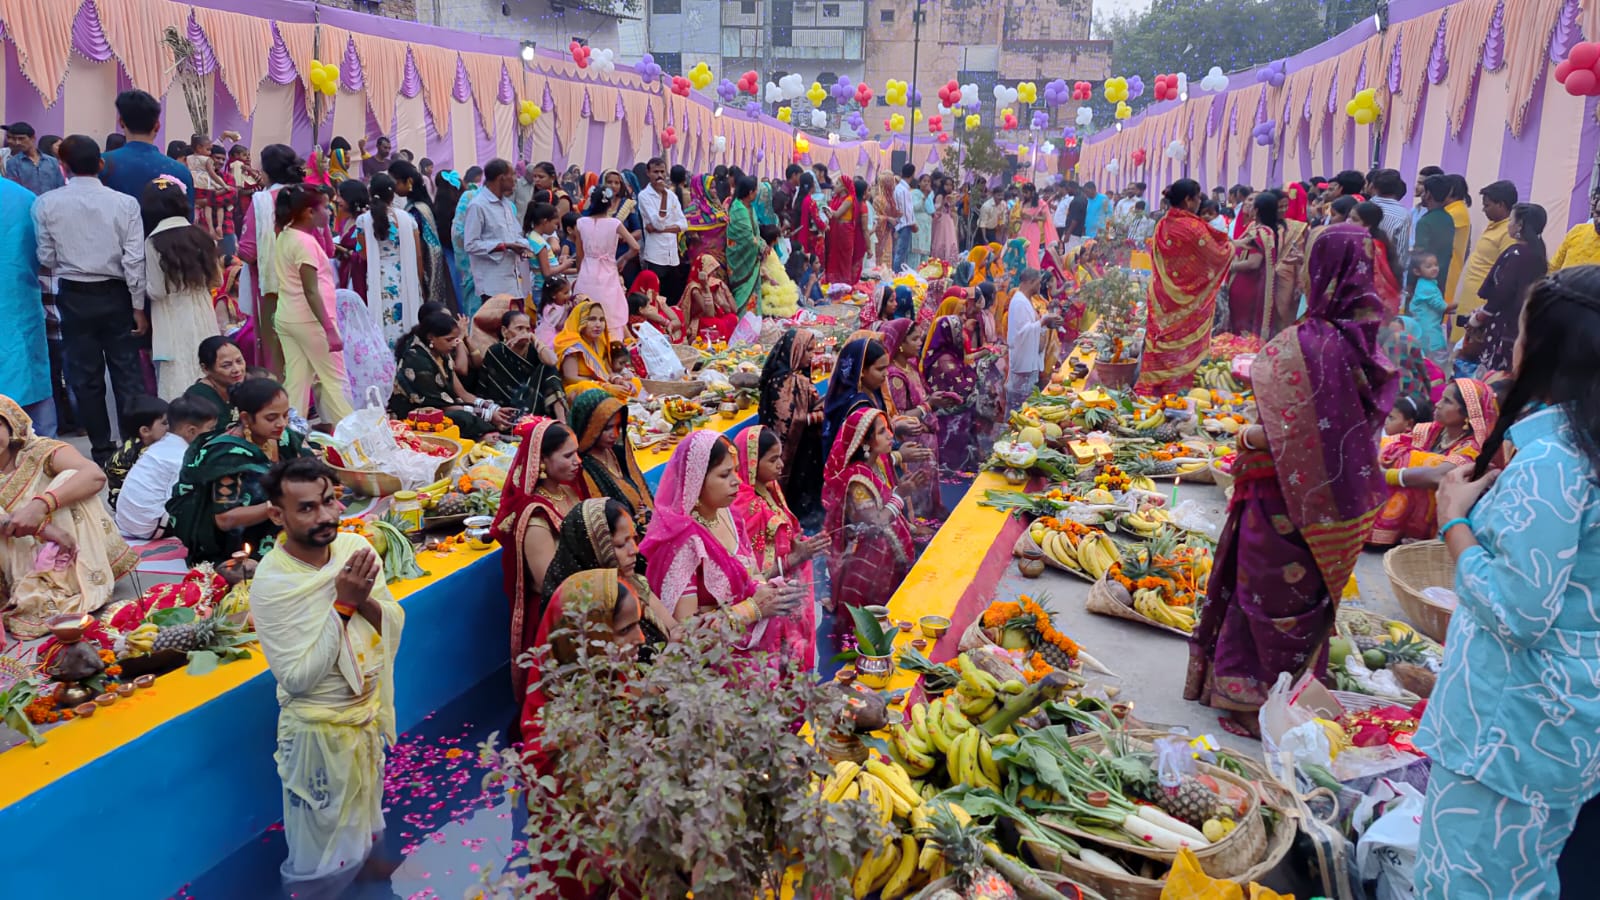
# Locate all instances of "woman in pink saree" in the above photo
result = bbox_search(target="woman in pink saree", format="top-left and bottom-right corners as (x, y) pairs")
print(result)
(637, 430), (806, 664)
(879, 318), (945, 521)
(1015, 184), (1058, 268)
(732, 427), (826, 670)
(823, 408), (918, 612)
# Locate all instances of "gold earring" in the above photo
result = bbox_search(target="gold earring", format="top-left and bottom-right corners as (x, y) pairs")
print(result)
(538, 465), (547, 479)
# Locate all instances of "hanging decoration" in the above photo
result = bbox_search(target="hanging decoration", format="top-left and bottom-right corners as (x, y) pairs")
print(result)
(779, 73), (806, 99)
(777, 106), (792, 122)
(886, 78), (909, 106)
(1153, 74), (1181, 102)
(637, 53), (664, 81)
(1076, 106), (1094, 126)
(1103, 77), (1129, 103)
(1251, 119), (1276, 146)
(517, 98), (541, 126)
(661, 125), (679, 148)
(810, 108), (828, 128)
(1345, 88), (1382, 124)
(1165, 139), (1187, 160)
(993, 84), (1020, 107)
(1115, 101), (1133, 120)
(807, 82), (828, 107)
(569, 41), (591, 68)
(1030, 110), (1049, 130)
(1072, 81), (1093, 101)
(1131, 148), (1147, 166)
(737, 70), (760, 95)
(1254, 60), (1287, 88)
(1200, 67), (1229, 92)
(831, 76), (855, 104)
(592, 48), (615, 72)
(1016, 81), (1038, 104)
(965, 112), (982, 130)
(689, 62), (714, 90)
(713, 135), (727, 154)
(1127, 76), (1145, 100)
(1556, 43), (1600, 96)
(308, 60), (340, 96)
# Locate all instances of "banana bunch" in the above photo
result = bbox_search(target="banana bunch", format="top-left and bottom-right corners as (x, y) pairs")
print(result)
(1129, 474), (1159, 492)
(821, 758), (937, 899)
(464, 441), (504, 464)
(1198, 366), (1244, 392)
(1133, 588), (1196, 632)
(1132, 407), (1166, 431)
(1026, 403), (1071, 423)
(1202, 416), (1243, 434)
(123, 622), (160, 656)
(417, 477), (453, 502)
(1120, 508), (1171, 537)
(1030, 523), (1084, 573)
(1076, 532), (1123, 580)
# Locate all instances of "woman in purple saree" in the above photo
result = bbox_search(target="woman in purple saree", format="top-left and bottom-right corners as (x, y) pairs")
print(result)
(921, 315), (978, 473)
(1185, 223), (1397, 736)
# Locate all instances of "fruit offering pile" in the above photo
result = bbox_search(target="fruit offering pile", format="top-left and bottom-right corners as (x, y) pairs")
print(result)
(1100, 530), (1215, 634)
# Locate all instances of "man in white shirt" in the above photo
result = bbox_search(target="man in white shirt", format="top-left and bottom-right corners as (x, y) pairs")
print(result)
(636, 156), (688, 303)
(1005, 268), (1061, 414)
(977, 187), (1003, 244)
(115, 396), (216, 539)
(1113, 183), (1144, 221)
(461, 158), (532, 305)
(891, 163), (918, 273)
(32, 135), (148, 466)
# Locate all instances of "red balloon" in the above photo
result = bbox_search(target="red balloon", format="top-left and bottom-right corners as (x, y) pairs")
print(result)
(937, 132), (951, 143)
(670, 76), (691, 97)
(1566, 67), (1598, 97)
(1132, 149), (1147, 166)
(1558, 59), (1576, 83)
(1570, 42), (1600, 71)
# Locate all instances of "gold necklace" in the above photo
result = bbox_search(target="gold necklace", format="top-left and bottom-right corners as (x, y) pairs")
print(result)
(535, 481), (576, 508)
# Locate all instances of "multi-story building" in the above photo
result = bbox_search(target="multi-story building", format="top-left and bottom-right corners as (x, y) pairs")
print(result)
(720, 0), (868, 97)
(418, 0), (646, 60)
(322, 0), (420, 20)
(645, 0), (724, 84)
(863, 0), (1110, 135)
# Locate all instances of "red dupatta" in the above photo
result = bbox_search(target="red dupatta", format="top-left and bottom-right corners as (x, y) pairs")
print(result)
(821, 408), (913, 565)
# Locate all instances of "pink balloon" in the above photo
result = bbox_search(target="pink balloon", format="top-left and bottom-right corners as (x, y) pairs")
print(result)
(1558, 60), (1576, 83)
(1570, 42), (1600, 71)
(1565, 67), (1598, 97)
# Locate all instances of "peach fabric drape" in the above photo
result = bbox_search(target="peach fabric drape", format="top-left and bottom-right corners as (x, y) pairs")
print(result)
(193, 7), (271, 121)
(588, 84), (618, 123)
(620, 90), (654, 159)
(1442, 0), (1497, 138)
(1396, 11), (1444, 141)
(410, 44), (457, 138)
(1333, 45), (1371, 156)
(462, 52), (506, 132)
(1504, 0), (1567, 136)
(275, 21), (316, 113)
(549, 78), (585, 149)
(352, 32), (406, 133)
(0, 0), (84, 101)
(94, 0), (184, 100)
(314, 27), (353, 122)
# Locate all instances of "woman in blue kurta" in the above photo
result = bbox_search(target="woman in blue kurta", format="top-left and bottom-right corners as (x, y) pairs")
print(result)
(0, 179), (50, 425)
(1414, 266), (1600, 899)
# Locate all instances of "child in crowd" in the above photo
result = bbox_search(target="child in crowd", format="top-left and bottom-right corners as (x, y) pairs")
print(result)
(186, 133), (231, 239)
(536, 275), (574, 349)
(106, 397), (171, 511)
(114, 396), (218, 540)
(1406, 251), (1450, 365)
(559, 211), (580, 259)
(1451, 313), (1492, 381)
(758, 224), (800, 318)
(1384, 394), (1434, 437)
(524, 202), (574, 306)
(786, 248), (823, 307)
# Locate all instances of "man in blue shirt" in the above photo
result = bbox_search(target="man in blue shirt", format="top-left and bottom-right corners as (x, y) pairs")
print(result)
(1082, 181), (1108, 238)
(3, 123), (65, 196)
(100, 90), (193, 205)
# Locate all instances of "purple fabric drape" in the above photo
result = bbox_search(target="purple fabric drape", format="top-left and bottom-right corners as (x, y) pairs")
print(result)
(267, 23), (297, 85)
(452, 55), (471, 103)
(340, 35), (365, 92)
(1389, 31), (1406, 91)
(643, 102), (655, 125)
(1552, 0), (1581, 62)
(72, 1), (113, 63)
(186, 12), (217, 75)
(1427, 14), (1449, 84)
(499, 65), (517, 105)
(1483, 1), (1506, 71)
(400, 47), (421, 98)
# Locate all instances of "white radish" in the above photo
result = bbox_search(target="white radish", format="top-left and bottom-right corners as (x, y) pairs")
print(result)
(1119, 813), (1209, 851)
(1075, 846), (1128, 875)
(1135, 805), (1211, 844)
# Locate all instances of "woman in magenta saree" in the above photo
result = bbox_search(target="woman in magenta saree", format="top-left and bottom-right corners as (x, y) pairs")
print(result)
(824, 176), (862, 286)
(637, 429), (801, 665)
(922, 314), (979, 473)
(1137, 182), (1233, 395)
(732, 426), (824, 670)
(880, 318), (944, 521)
(1185, 224), (1396, 736)
(823, 408), (917, 612)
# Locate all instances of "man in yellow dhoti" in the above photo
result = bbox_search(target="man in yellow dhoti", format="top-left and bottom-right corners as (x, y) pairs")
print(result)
(251, 456), (404, 896)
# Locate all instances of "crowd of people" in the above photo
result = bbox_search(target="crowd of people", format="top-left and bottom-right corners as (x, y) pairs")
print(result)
(6, 80), (1600, 899)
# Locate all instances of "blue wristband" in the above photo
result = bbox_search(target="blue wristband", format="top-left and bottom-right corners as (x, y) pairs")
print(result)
(1439, 517), (1472, 542)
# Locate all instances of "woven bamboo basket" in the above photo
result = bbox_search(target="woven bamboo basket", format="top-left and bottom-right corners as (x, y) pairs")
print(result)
(1085, 575), (1191, 638)
(329, 435), (460, 498)
(1014, 526), (1096, 581)
(1177, 461), (1216, 484)
(672, 344), (705, 372)
(640, 378), (706, 399)
(1208, 459), (1235, 492)
(1382, 540), (1455, 643)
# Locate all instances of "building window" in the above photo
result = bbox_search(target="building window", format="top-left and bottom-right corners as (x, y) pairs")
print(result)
(652, 0), (681, 12)
(822, 2), (840, 16)
(741, 0), (755, 12)
(879, 8), (893, 21)
(653, 51), (683, 75)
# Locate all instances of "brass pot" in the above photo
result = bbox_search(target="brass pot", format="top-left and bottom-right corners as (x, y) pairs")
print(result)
(855, 652), (895, 690)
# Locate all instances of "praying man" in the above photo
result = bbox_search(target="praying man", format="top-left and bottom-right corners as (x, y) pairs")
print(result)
(251, 455), (404, 895)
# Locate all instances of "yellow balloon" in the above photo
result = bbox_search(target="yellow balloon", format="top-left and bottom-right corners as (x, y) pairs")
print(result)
(807, 82), (827, 106)
(1017, 82), (1037, 104)
(889, 113), (905, 131)
(965, 113), (981, 130)
(1017, 145), (1030, 157)
(777, 107), (792, 122)
(913, 109), (922, 122)
(1001, 107), (1014, 119)
(1345, 99), (1359, 116)
(518, 113), (534, 127)
(1115, 101), (1132, 120)
(1354, 108), (1376, 125)
(795, 135), (810, 153)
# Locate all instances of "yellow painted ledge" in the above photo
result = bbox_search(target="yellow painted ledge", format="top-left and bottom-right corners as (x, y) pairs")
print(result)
(0, 542), (499, 809)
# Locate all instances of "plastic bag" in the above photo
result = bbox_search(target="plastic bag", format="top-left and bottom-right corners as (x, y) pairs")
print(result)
(1261, 672), (1418, 784)
(729, 311), (763, 345)
(1170, 499), (1225, 542)
(1160, 848), (1294, 900)
(327, 388), (448, 490)
(633, 321), (684, 380)
(1354, 780), (1424, 900)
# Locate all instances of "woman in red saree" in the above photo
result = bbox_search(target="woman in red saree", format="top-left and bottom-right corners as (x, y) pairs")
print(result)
(822, 408), (918, 612)
(1138, 181), (1233, 396)
(1185, 223), (1396, 736)
(823, 176), (859, 285)
(679, 253), (741, 342)
(880, 318), (945, 521)
(1226, 193), (1281, 338)
(733, 426), (826, 670)
(1370, 377), (1498, 545)
(491, 417), (590, 695)
(796, 172), (828, 258)
(637, 430), (803, 659)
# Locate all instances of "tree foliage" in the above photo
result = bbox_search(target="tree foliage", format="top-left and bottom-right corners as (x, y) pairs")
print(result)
(944, 126), (1016, 184)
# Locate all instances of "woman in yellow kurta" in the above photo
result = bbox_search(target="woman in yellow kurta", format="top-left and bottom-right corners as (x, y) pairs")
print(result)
(555, 300), (638, 401)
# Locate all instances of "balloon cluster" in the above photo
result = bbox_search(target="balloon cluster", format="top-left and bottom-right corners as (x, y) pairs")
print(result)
(661, 126), (678, 148)
(855, 82), (875, 106)
(965, 113), (982, 131)
(886, 78), (909, 106)
(795, 134), (810, 154)
(1072, 81), (1093, 101)
(1557, 43), (1600, 96)
(1061, 125), (1077, 141)
(689, 62), (714, 90)
(927, 114), (943, 132)
(1105, 158), (1121, 176)
(670, 76), (692, 97)
(831, 76), (855, 105)
(1345, 89), (1381, 124)
(810, 108), (828, 128)
(569, 41), (591, 68)
(807, 82), (828, 106)
(1126, 76), (1145, 100)
(1131, 148), (1147, 166)
(1103, 77), (1129, 104)
(308, 60), (340, 96)
(1251, 120), (1276, 146)
(1199, 66), (1229, 92)
(885, 112), (906, 132)
(960, 83), (979, 108)
(636, 53), (663, 81)
(1076, 106), (1094, 126)
(737, 70), (760, 95)
(1153, 73), (1183, 102)
(1029, 110), (1049, 131)
(777, 107), (792, 122)
(1165, 139), (1187, 160)
(713, 135), (727, 154)
(1254, 60), (1286, 88)
(993, 84), (1020, 107)
(1115, 101), (1132, 120)
(517, 99), (542, 127)
(717, 79), (738, 103)
(1016, 81), (1038, 104)
(937, 79), (962, 108)
(1040, 140), (1056, 156)
(1044, 79), (1070, 106)
(1001, 108), (1018, 130)
(592, 48), (616, 72)
(778, 73), (805, 99)
(846, 109), (869, 140)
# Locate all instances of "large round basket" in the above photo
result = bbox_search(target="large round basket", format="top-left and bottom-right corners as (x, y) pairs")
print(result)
(672, 344), (704, 372)
(641, 378), (706, 399)
(1382, 540), (1455, 643)
(1085, 575), (1190, 638)
(330, 435), (461, 498)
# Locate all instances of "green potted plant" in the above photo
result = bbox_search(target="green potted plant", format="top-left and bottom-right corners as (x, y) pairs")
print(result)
(1077, 267), (1149, 390)
(842, 605), (897, 689)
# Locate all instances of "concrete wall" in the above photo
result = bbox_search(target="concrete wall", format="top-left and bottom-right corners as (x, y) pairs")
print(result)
(419, 0), (625, 50)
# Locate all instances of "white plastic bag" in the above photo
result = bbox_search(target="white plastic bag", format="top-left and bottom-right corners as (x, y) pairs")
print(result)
(1354, 780), (1425, 900)
(633, 321), (684, 380)
(729, 311), (763, 345)
(328, 387), (450, 490)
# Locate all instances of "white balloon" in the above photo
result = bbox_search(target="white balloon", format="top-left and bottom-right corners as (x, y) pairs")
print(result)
(811, 108), (828, 128)
(1176, 73), (1189, 95)
(779, 73), (806, 100)
(960, 83), (979, 106)
(1105, 158), (1120, 176)
(1076, 106), (1094, 126)
(594, 48), (616, 72)
(1165, 139), (1187, 160)
(1040, 141), (1056, 155)
(713, 135), (727, 153)
(1200, 66), (1229, 92)
(992, 85), (1018, 107)
(939, 105), (953, 117)
(765, 82), (785, 104)
(828, 132), (840, 143)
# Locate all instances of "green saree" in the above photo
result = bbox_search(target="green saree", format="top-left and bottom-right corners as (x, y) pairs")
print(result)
(166, 428), (309, 564)
(725, 198), (762, 315)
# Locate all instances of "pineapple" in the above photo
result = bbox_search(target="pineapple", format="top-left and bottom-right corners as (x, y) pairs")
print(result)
(1375, 634), (1430, 667)
(1151, 422), (1181, 443)
(151, 616), (218, 654)
(1152, 775), (1225, 828)
(435, 491), (470, 516)
(926, 809), (1017, 899)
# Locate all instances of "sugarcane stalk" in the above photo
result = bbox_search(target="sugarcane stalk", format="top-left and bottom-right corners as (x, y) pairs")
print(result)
(980, 671), (1073, 737)
(982, 845), (1107, 900)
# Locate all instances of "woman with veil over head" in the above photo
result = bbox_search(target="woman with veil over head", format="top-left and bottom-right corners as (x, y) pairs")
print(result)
(757, 329), (826, 522)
